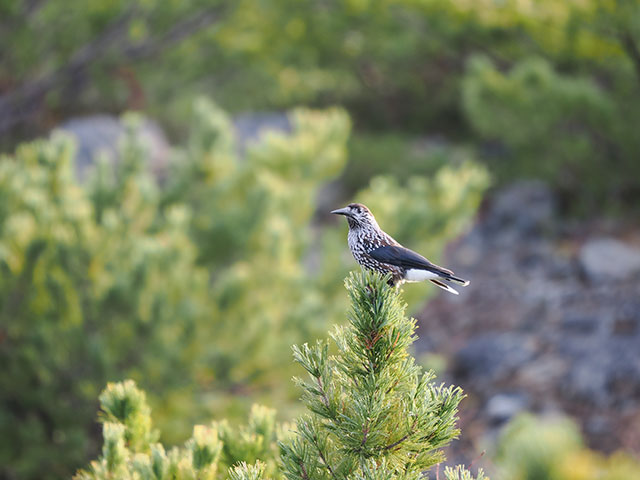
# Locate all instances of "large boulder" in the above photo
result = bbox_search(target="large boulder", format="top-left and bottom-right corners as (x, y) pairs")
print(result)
(60, 115), (170, 181)
(579, 237), (640, 282)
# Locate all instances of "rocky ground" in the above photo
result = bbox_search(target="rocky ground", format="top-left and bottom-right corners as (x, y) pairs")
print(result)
(416, 181), (640, 463)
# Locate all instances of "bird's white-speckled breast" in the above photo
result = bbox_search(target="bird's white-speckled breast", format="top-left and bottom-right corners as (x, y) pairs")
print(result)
(347, 226), (404, 283)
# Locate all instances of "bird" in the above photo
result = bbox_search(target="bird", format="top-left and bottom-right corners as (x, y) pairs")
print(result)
(331, 203), (469, 295)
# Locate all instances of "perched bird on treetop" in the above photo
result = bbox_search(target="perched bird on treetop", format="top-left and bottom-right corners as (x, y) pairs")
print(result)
(331, 203), (469, 295)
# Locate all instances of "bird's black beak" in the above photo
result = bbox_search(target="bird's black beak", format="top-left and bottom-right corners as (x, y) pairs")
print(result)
(331, 207), (351, 216)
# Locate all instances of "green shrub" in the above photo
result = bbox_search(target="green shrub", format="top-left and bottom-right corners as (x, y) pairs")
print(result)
(281, 272), (464, 479)
(78, 272), (487, 480)
(75, 380), (284, 480)
(0, 100), (487, 479)
(444, 465), (487, 480)
(4, 0), (638, 216)
(462, 55), (640, 213)
(0, 131), (211, 479)
(9, 0), (626, 138)
(0, 102), (352, 479)
(494, 414), (640, 480)
(342, 133), (480, 196)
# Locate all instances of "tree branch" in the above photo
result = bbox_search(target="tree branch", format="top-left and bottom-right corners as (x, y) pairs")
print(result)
(382, 420), (418, 452)
(0, 7), (137, 134)
(316, 376), (330, 409)
(299, 462), (309, 480)
(620, 32), (640, 86)
(0, 5), (224, 136)
(382, 431), (413, 452)
(310, 433), (338, 480)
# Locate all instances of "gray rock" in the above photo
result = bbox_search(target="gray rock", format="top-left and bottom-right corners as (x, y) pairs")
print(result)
(585, 415), (610, 437)
(482, 180), (555, 239)
(561, 336), (640, 408)
(561, 314), (598, 334)
(416, 180), (640, 456)
(232, 112), (291, 153)
(486, 393), (529, 424)
(579, 238), (640, 282)
(566, 356), (610, 407)
(60, 115), (170, 182)
(453, 334), (538, 384)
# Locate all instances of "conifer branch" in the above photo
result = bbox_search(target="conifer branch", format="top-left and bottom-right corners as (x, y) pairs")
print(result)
(282, 272), (465, 479)
(384, 331), (401, 361)
(315, 376), (330, 409)
(299, 462), (310, 480)
(309, 433), (337, 480)
(385, 379), (399, 395)
(382, 433), (411, 453)
(361, 423), (369, 447)
(382, 419), (418, 452)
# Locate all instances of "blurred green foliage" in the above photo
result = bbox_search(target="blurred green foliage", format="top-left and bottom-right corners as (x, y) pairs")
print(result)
(77, 274), (481, 480)
(2, 0), (638, 213)
(0, 129), (211, 478)
(76, 380), (287, 480)
(444, 465), (487, 480)
(0, 100), (486, 479)
(463, 55), (640, 213)
(2, 0), (638, 476)
(343, 134), (479, 196)
(494, 414), (640, 480)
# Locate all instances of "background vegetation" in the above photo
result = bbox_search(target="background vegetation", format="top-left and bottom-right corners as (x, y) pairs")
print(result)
(0, 102), (486, 479)
(2, 0), (639, 212)
(1, 0), (638, 479)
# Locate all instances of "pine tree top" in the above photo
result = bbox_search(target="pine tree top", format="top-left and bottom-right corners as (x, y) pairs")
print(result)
(281, 271), (464, 480)
(76, 272), (477, 480)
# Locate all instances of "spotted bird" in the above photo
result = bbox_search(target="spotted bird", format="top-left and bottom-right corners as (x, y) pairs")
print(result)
(331, 203), (469, 294)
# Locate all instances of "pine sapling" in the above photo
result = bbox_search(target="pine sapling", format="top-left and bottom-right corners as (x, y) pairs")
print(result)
(75, 381), (280, 480)
(443, 465), (486, 480)
(77, 272), (484, 480)
(281, 271), (465, 480)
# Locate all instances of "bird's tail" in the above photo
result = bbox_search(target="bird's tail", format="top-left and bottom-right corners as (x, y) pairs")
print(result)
(425, 267), (470, 287)
(429, 279), (460, 295)
(441, 274), (470, 286)
(423, 264), (470, 287)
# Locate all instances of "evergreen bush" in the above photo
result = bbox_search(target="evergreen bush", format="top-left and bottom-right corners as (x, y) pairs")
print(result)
(6, 0), (635, 140)
(0, 100), (487, 479)
(281, 272), (465, 479)
(493, 414), (640, 480)
(463, 55), (640, 213)
(77, 272), (486, 480)
(0, 131), (211, 478)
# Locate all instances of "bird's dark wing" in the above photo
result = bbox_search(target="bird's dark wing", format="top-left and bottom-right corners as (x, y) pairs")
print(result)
(368, 245), (454, 276)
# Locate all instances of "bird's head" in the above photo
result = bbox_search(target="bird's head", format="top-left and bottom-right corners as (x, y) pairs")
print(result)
(331, 203), (377, 230)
